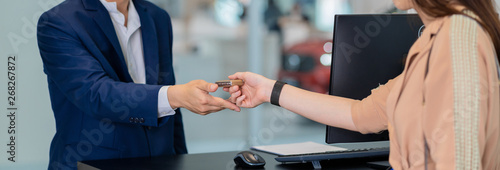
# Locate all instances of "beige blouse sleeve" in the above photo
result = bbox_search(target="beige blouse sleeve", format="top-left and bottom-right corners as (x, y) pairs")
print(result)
(423, 15), (499, 169)
(351, 75), (400, 134)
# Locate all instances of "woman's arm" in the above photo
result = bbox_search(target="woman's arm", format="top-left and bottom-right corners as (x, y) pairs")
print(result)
(280, 83), (358, 131)
(226, 72), (358, 131)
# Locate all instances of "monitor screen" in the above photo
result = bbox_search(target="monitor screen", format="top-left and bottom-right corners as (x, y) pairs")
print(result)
(326, 14), (423, 144)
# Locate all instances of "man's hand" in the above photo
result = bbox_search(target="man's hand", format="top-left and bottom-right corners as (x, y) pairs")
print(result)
(168, 80), (240, 115)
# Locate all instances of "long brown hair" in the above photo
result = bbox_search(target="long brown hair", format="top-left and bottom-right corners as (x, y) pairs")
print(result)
(414, 0), (500, 60)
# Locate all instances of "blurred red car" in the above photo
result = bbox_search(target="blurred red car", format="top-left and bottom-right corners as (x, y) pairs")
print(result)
(278, 40), (332, 94)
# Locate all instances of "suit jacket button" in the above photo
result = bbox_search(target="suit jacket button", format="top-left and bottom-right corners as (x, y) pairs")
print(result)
(140, 118), (145, 123)
(129, 117), (134, 123)
(134, 117), (140, 123)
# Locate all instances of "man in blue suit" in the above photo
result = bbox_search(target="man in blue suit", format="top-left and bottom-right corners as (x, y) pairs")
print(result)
(37, 0), (240, 169)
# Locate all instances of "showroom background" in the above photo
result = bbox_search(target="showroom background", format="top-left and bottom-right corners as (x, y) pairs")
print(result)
(1, 0), (498, 169)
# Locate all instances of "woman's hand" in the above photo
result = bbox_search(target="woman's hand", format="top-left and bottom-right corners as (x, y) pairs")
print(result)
(224, 72), (275, 108)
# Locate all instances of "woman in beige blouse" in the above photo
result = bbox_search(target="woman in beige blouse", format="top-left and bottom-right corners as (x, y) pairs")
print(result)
(226, 0), (500, 169)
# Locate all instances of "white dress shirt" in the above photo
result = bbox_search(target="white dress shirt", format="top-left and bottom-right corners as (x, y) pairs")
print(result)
(100, 0), (175, 118)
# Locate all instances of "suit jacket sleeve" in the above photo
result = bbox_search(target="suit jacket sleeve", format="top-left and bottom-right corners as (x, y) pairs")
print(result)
(37, 12), (164, 127)
(159, 9), (187, 153)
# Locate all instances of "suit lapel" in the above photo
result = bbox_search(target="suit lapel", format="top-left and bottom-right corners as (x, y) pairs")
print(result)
(83, 0), (133, 82)
(134, 0), (160, 85)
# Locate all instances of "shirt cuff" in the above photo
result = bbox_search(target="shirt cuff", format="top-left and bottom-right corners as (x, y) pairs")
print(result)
(158, 86), (177, 118)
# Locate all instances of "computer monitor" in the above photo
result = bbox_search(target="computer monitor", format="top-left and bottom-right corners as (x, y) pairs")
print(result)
(326, 14), (424, 144)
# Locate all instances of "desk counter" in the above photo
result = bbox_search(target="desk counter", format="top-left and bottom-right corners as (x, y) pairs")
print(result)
(78, 150), (384, 170)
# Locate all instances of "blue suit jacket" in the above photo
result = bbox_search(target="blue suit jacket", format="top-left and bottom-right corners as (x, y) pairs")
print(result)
(37, 0), (187, 169)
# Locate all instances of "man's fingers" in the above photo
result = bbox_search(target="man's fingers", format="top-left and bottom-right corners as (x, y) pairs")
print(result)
(208, 83), (217, 92)
(211, 96), (240, 112)
(194, 103), (231, 115)
(198, 106), (224, 115)
(194, 80), (217, 93)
